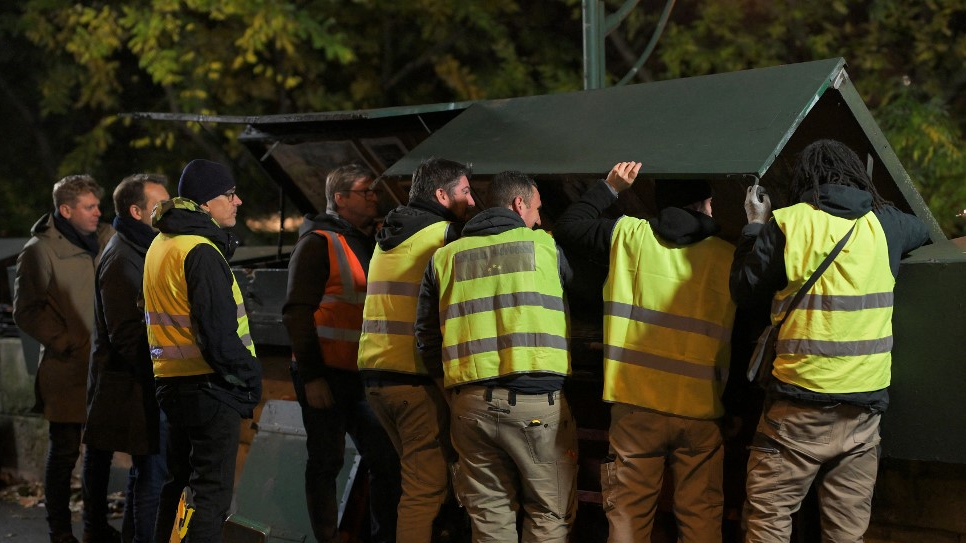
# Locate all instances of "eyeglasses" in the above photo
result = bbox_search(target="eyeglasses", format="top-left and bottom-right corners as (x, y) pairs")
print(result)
(222, 189), (237, 203)
(343, 189), (378, 198)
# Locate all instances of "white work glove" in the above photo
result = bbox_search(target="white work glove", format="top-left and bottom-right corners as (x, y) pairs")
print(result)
(605, 161), (642, 193)
(744, 185), (772, 224)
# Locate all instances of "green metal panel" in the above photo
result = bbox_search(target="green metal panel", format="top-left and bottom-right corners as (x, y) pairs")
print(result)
(384, 58), (845, 178)
(886, 242), (966, 462)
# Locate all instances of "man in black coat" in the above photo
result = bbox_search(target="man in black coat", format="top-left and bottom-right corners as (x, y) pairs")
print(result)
(85, 174), (170, 543)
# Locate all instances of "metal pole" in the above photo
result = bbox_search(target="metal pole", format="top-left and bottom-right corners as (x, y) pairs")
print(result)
(582, 0), (600, 90)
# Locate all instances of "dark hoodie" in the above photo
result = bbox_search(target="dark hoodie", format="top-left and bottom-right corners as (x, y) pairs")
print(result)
(151, 199), (262, 418)
(376, 198), (464, 252)
(553, 180), (721, 265)
(282, 212), (375, 383)
(730, 184), (930, 411)
(415, 208), (574, 394)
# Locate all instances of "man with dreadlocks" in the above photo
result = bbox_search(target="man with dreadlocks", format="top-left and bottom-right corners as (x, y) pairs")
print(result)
(730, 139), (930, 542)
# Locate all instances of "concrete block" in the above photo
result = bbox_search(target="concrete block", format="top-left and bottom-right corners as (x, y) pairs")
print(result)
(0, 337), (37, 414)
(0, 413), (48, 482)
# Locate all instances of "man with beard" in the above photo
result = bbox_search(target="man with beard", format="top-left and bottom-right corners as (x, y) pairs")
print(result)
(358, 157), (475, 543)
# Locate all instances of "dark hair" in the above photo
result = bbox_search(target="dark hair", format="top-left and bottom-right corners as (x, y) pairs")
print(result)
(113, 173), (169, 218)
(325, 163), (372, 212)
(52, 175), (104, 208)
(790, 139), (890, 209)
(409, 157), (471, 203)
(488, 170), (536, 208)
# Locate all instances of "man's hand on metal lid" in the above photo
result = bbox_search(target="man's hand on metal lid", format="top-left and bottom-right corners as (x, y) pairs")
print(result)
(744, 184), (772, 224)
(606, 161), (642, 193)
(304, 377), (335, 409)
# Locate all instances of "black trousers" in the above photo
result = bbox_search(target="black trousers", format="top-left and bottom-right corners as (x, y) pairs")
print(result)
(153, 384), (241, 543)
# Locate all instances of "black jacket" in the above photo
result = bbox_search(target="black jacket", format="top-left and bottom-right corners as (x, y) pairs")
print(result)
(152, 203), (262, 418)
(415, 208), (574, 394)
(376, 198), (463, 252)
(553, 180), (722, 262)
(86, 222), (160, 455)
(282, 212), (375, 382)
(730, 184), (931, 410)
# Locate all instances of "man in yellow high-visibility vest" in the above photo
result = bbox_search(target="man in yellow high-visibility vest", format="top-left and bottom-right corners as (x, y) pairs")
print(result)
(732, 139), (930, 542)
(416, 171), (578, 543)
(144, 159), (262, 542)
(555, 162), (736, 543)
(358, 157), (475, 543)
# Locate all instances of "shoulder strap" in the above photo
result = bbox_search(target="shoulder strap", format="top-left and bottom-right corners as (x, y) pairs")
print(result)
(776, 222), (856, 327)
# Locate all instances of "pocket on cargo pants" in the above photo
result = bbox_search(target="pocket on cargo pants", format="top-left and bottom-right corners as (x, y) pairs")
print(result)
(600, 455), (618, 514)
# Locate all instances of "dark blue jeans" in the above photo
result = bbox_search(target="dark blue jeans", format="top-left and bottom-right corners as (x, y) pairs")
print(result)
(154, 385), (240, 543)
(46, 422), (82, 536)
(292, 366), (401, 543)
(121, 410), (167, 543)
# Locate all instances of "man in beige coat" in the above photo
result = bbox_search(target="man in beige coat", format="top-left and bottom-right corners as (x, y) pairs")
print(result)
(14, 174), (115, 543)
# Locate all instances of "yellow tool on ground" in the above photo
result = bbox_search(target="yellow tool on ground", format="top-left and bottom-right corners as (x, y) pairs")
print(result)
(169, 487), (196, 543)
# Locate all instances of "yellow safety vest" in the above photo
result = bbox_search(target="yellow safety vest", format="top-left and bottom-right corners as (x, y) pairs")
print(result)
(358, 221), (449, 374)
(602, 217), (735, 419)
(144, 213), (255, 378)
(432, 227), (570, 388)
(772, 204), (894, 393)
(310, 230), (367, 372)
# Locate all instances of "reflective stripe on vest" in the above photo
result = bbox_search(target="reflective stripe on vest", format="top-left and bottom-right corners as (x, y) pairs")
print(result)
(358, 221), (449, 374)
(772, 204), (894, 393)
(602, 216), (735, 419)
(432, 228), (570, 388)
(144, 231), (256, 378)
(311, 230), (367, 371)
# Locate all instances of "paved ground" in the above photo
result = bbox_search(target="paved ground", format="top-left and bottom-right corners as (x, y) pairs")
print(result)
(0, 481), (124, 543)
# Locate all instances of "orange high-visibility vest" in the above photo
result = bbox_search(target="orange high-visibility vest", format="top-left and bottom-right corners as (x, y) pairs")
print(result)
(311, 230), (367, 371)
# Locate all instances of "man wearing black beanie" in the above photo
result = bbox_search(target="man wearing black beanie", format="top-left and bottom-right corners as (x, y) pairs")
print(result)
(143, 159), (262, 542)
(554, 163), (736, 543)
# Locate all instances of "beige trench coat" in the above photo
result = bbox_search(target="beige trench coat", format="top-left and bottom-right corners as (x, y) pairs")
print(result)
(13, 214), (114, 423)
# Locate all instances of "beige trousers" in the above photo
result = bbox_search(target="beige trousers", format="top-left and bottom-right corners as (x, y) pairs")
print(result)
(601, 403), (724, 543)
(743, 397), (881, 543)
(450, 386), (578, 543)
(366, 382), (453, 543)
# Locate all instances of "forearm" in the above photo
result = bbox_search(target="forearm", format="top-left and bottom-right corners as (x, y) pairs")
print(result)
(554, 180), (618, 265)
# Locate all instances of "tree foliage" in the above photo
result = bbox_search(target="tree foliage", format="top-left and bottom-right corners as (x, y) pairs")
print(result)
(618, 0), (966, 236)
(1, 0), (965, 238)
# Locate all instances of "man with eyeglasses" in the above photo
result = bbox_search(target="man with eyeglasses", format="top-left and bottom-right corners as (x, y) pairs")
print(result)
(283, 163), (401, 543)
(143, 159), (262, 542)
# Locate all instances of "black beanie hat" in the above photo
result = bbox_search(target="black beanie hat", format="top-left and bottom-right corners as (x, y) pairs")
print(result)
(654, 179), (712, 210)
(178, 159), (235, 205)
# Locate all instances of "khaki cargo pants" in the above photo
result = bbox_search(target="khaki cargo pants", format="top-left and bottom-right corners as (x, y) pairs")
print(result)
(600, 403), (724, 543)
(450, 386), (578, 543)
(744, 397), (881, 543)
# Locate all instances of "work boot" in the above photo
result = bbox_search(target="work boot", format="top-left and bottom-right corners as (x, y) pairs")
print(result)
(82, 525), (122, 543)
(50, 533), (80, 543)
